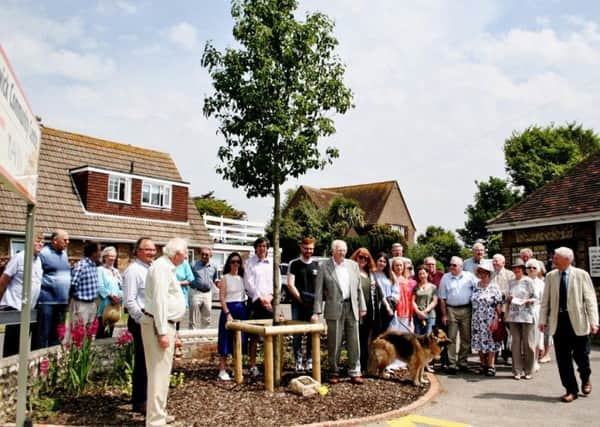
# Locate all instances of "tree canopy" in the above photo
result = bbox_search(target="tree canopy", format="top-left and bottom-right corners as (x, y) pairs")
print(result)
(504, 122), (600, 195)
(202, 0), (353, 198)
(408, 225), (464, 268)
(457, 177), (522, 252)
(193, 191), (246, 219)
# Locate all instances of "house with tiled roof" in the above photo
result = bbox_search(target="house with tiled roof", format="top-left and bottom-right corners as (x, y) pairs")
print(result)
(0, 126), (211, 269)
(488, 150), (600, 285)
(286, 180), (416, 244)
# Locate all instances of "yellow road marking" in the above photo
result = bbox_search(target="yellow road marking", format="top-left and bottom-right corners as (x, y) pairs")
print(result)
(388, 414), (470, 427)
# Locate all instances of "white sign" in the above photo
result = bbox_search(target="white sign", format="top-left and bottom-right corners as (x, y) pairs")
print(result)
(0, 44), (40, 204)
(589, 246), (600, 277)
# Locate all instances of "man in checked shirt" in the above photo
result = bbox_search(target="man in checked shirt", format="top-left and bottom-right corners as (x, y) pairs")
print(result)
(69, 241), (101, 327)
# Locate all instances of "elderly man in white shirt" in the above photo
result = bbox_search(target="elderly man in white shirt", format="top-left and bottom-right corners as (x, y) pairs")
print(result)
(141, 237), (187, 426)
(123, 237), (156, 415)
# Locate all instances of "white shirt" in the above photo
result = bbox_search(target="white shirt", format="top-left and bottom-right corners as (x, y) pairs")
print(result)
(144, 255), (186, 335)
(333, 257), (350, 300)
(222, 274), (246, 303)
(244, 255), (280, 302)
(123, 258), (150, 323)
(0, 251), (42, 310)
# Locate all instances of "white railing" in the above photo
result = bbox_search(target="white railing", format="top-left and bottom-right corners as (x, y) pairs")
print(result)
(203, 214), (266, 245)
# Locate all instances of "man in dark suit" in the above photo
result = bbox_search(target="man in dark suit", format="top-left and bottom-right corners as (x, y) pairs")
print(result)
(312, 239), (366, 384)
(539, 247), (599, 403)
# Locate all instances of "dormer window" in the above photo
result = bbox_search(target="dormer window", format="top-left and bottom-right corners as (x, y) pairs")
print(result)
(142, 180), (172, 208)
(108, 174), (131, 203)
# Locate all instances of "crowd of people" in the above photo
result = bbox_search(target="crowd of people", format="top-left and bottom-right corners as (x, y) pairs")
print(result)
(1, 231), (599, 426)
(0, 230), (220, 426)
(266, 239), (597, 404)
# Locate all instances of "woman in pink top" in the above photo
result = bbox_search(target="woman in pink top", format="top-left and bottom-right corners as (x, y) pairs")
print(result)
(390, 257), (414, 332)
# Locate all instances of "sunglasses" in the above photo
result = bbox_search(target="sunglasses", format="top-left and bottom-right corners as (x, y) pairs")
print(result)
(526, 266), (537, 270)
(450, 263), (458, 267)
(357, 255), (369, 261)
(230, 259), (241, 264)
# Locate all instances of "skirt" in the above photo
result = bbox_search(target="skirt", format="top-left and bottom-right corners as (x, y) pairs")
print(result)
(218, 301), (248, 356)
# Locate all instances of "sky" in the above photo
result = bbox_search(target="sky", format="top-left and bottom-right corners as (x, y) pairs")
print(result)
(2, 0), (600, 238)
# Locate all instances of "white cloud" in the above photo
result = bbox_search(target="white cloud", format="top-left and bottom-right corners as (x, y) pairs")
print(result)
(3, 1), (600, 237)
(96, 0), (137, 15)
(3, 36), (116, 81)
(164, 22), (200, 51)
(0, 6), (114, 81)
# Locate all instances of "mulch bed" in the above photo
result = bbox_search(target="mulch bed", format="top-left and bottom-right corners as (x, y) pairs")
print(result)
(33, 359), (428, 426)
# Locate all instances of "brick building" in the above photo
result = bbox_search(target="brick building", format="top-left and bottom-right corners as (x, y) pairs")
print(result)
(488, 150), (600, 289)
(0, 126), (211, 269)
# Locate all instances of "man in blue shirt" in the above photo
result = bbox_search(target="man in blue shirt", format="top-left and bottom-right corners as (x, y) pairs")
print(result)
(70, 241), (101, 328)
(35, 230), (71, 349)
(439, 256), (477, 373)
(190, 247), (218, 329)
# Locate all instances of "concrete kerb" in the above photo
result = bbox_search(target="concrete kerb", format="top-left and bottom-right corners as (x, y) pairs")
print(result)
(293, 372), (441, 427)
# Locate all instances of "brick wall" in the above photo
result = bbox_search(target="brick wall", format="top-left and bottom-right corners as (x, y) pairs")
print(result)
(73, 171), (188, 222)
(501, 222), (599, 289)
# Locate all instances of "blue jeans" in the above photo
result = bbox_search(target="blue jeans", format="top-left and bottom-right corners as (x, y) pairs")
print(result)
(34, 304), (67, 349)
(291, 302), (312, 362)
(414, 316), (435, 335)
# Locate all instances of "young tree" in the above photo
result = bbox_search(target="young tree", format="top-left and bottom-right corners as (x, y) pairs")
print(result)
(504, 122), (600, 195)
(202, 0), (353, 338)
(457, 177), (522, 252)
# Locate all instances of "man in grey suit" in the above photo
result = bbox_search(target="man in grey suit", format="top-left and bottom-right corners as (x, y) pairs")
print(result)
(539, 247), (599, 403)
(311, 240), (366, 384)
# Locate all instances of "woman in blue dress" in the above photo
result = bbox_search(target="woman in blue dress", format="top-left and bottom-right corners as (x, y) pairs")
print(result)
(471, 262), (503, 376)
(217, 252), (248, 381)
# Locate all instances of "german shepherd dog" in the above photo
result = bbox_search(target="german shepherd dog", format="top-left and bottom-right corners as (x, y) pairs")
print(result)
(368, 328), (451, 386)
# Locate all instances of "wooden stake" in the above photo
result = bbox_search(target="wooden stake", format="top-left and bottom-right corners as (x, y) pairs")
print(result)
(264, 335), (274, 392)
(234, 330), (243, 384)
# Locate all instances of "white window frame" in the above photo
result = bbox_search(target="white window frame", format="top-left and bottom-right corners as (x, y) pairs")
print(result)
(141, 180), (172, 209)
(107, 174), (132, 204)
(10, 239), (25, 256)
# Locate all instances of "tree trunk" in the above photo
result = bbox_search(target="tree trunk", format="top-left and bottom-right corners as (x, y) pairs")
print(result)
(272, 181), (282, 386)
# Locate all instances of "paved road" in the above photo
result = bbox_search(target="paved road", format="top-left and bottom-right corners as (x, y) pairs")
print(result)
(367, 347), (600, 427)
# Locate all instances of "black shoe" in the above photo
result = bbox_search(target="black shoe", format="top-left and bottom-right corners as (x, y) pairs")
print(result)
(447, 367), (458, 375)
(458, 365), (471, 373)
(132, 404), (146, 415)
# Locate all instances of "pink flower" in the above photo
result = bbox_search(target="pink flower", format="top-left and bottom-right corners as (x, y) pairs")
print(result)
(86, 318), (99, 339)
(71, 319), (85, 349)
(40, 357), (49, 376)
(116, 330), (133, 348)
(57, 323), (66, 342)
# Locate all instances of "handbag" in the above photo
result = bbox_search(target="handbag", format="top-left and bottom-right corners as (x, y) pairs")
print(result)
(102, 303), (122, 325)
(489, 313), (507, 342)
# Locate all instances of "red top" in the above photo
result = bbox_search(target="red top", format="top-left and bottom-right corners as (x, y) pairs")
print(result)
(396, 281), (414, 318)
